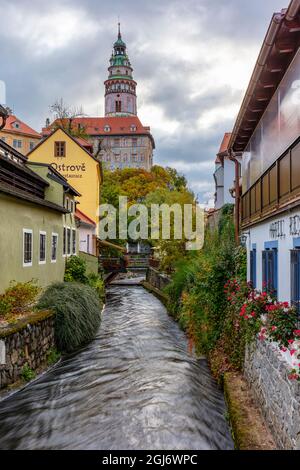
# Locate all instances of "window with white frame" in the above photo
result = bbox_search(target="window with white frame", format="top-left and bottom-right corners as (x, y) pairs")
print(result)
(72, 229), (76, 254)
(51, 233), (58, 262)
(13, 139), (22, 149)
(23, 229), (33, 266)
(67, 228), (71, 255)
(39, 231), (46, 264)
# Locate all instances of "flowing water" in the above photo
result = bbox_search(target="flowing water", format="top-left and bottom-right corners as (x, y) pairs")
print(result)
(0, 286), (233, 450)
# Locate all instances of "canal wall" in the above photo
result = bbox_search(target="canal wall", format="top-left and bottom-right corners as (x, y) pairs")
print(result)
(245, 339), (300, 450)
(0, 310), (55, 389)
(146, 267), (171, 291)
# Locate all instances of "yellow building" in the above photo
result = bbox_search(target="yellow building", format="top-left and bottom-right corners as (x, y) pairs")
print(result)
(0, 114), (41, 155)
(27, 127), (102, 230)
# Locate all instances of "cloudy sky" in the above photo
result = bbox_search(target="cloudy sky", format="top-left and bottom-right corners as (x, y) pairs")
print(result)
(0, 0), (287, 204)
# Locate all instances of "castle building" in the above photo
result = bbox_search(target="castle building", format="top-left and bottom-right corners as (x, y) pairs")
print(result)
(42, 25), (155, 171)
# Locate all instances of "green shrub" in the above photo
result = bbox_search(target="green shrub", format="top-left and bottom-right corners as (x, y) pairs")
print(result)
(0, 280), (41, 318)
(64, 256), (88, 283)
(87, 273), (105, 302)
(37, 282), (102, 352)
(21, 364), (36, 382)
(46, 347), (61, 366)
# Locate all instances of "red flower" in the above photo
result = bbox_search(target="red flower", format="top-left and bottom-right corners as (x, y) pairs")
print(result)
(290, 349), (297, 356)
(294, 330), (300, 337)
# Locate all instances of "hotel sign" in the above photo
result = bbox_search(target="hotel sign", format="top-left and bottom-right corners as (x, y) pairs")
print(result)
(269, 220), (285, 239)
(290, 215), (300, 236)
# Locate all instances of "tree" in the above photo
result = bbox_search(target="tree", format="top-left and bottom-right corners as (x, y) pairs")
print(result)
(49, 98), (88, 138)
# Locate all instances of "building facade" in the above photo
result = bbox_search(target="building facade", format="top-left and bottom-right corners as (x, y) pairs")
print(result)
(75, 208), (97, 256)
(230, 2), (300, 308)
(214, 133), (236, 210)
(27, 127), (102, 231)
(0, 139), (79, 293)
(42, 26), (155, 171)
(0, 113), (41, 155)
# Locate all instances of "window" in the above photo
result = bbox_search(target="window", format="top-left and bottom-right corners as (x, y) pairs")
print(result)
(291, 248), (300, 317)
(104, 125), (111, 132)
(115, 100), (122, 112)
(13, 139), (22, 149)
(87, 234), (90, 254)
(51, 233), (58, 262)
(70, 201), (74, 213)
(54, 141), (66, 157)
(262, 248), (278, 297)
(63, 227), (66, 256)
(72, 229), (76, 255)
(39, 231), (46, 264)
(29, 141), (35, 151)
(23, 229), (33, 267)
(132, 138), (137, 147)
(67, 228), (71, 255)
(250, 248), (257, 289)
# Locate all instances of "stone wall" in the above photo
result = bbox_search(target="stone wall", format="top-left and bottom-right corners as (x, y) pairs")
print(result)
(146, 267), (171, 292)
(245, 339), (300, 450)
(0, 310), (55, 389)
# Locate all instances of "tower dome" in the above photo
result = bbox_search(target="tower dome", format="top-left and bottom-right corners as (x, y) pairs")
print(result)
(104, 24), (137, 117)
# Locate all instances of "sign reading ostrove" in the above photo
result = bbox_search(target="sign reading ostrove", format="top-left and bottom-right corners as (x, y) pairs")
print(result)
(51, 162), (87, 179)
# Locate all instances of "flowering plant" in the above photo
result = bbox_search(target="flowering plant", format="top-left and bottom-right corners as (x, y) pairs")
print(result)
(225, 278), (300, 382)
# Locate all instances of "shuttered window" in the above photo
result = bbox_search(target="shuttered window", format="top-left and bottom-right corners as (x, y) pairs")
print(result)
(291, 249), (300, 317)
(250, 249), (257, 289)
(262, 249), (278, 298)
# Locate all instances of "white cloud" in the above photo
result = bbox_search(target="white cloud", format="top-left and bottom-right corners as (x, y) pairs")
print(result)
(2, 3), (100, 56)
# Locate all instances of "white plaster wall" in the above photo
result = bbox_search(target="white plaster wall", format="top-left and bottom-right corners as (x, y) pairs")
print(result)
(79, 226), (95, 255)
(245, 208), (300, 302)
(223, 159), (235, 205)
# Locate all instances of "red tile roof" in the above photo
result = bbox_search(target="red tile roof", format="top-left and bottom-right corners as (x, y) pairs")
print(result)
(43, 116), (152, 137)
(74, 136), (93, 151)
(75, 209), (96, 227)
(218, 132), (232, 154)
(3, 115), (41, 138)
(215, 132), (232, 164)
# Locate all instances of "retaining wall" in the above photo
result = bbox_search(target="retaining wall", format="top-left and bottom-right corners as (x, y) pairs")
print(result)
(245, 339), (300, 450)
(146, 267), (171, 292)
(0, 310), (55, 389)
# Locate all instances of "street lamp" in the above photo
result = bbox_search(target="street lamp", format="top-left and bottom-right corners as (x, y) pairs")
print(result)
(239, 231), (250, 247)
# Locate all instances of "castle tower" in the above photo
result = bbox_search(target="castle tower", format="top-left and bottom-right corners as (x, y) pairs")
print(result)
(104, 24), (137, 117)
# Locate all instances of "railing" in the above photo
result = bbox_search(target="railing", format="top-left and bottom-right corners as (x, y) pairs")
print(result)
(241, 136), (300, 227)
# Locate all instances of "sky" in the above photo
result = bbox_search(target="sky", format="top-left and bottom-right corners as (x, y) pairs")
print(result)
(0, 0), (288, 205)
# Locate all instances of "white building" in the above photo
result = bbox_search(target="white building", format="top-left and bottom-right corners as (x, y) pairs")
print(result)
(229, 1), (300, 310)
(75, 209), (97, 256)
(214, 133), (236, 210)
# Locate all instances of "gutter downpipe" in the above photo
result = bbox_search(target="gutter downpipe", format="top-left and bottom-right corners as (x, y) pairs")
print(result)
(285, 0), (300, 22)
(228, 149), (240, 245)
